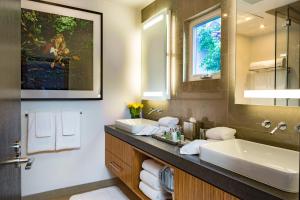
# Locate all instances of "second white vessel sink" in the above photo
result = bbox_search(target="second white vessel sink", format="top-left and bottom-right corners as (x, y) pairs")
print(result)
(200, 139), (299, 193)
(115, 118), (158, 134)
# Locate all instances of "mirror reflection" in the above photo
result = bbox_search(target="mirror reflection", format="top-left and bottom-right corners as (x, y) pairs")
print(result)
(235, 0), (300, 107)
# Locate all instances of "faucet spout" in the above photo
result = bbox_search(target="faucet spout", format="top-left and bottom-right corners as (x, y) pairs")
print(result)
(270, 126), (279, 135)
(147, 107), (163, 115)
(270, 122), (287, 135)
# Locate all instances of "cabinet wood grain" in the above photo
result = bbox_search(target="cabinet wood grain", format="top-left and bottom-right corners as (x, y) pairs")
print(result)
(174, 168), (239, 200)
(105, 150), (133, 188)
(105, 133), (134, 166)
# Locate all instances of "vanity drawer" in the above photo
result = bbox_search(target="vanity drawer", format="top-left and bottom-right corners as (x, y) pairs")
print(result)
(105, 150), (133, 188)
(105, 133), (134, 166)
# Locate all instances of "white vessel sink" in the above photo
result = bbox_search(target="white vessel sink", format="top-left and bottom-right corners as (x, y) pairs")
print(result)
(200, 139), (299, 193)
(115, 118), (158, 134)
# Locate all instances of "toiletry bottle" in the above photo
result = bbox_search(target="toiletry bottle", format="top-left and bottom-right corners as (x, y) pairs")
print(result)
(171, 129), (177, 142)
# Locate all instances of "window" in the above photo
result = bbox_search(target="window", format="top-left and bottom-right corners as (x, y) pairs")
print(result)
(184, 8), (221, 81)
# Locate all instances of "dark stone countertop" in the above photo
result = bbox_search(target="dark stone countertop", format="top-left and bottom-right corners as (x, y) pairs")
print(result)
(105, 125), (299, 200)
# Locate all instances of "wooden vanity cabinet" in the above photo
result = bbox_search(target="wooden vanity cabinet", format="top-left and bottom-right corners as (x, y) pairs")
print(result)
(174, 168), (239, 200)
(105, 133), (239, 200)
(105, 133), (134, 188)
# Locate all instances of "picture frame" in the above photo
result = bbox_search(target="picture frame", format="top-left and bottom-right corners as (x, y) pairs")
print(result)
(21, 0), (103, 100)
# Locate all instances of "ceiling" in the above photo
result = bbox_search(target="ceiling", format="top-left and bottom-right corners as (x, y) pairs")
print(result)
(109, 0), (155, 8)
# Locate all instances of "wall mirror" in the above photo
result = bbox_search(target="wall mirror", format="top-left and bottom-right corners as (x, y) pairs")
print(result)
(141, 10), (171, 100)
(235, 0), (300, 107)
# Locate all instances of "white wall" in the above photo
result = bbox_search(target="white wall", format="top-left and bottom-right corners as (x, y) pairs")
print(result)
(21, 0), (141, 196)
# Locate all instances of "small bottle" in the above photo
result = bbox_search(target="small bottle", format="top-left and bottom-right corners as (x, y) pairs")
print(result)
(171, 129), (178, 142)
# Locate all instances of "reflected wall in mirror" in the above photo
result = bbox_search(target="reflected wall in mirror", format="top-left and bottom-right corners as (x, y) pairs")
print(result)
(235, 0), (300, 107)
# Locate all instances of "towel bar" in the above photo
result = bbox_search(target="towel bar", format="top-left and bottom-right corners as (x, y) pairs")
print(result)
(25, 112), (83, 117)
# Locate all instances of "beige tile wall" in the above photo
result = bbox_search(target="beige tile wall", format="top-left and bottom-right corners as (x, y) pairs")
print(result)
(141, 0), (300, 150)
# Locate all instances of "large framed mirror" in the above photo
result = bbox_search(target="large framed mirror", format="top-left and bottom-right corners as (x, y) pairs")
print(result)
(235, 0), (300, 107)
(141, 10), (171, 100)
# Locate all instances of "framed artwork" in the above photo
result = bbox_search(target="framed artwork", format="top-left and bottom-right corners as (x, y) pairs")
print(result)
(21, 0), (103, 100)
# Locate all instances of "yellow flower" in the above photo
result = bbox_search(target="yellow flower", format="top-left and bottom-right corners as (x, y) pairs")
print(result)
(128, 102), (143, 109)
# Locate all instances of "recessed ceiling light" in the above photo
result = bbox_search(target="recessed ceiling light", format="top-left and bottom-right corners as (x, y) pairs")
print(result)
(260, 24), (265, 29)
(245, 17), (251, 21)
(222, 13), (228, 18)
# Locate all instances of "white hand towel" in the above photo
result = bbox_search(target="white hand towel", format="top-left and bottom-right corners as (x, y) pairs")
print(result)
(142, 159), (164, 177)
(139, 182), (171, 200)
(158, 117), (179, 128)
(206, 138), (235, 142)
(62, 111), (81, 136)
(27, 112), (55, 154)
(140, 170), (162, 191)
(206, 127), (236, 140)
(56, 112), (81, 150)
(136, 125), (160, 136)
(35, 112), (52, 138)
(180, 139), (214, 155)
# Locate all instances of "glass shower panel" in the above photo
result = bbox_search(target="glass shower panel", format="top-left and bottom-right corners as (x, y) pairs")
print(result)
(287, 6), (300, 106)
(275, 3), (300, 106)
(275, 11), (288, 106)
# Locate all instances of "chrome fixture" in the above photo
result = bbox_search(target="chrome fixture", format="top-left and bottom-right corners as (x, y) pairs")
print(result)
(147, 107), (163, 115)
(295, 123), (300, 134)
(0, 141), (33, 170)
(261, 120), (271, 129)
(270, 122), (287, 135)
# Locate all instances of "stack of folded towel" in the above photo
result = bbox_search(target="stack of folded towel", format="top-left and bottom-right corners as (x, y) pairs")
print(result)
(180, 127), (236, 155)
(139, 159), (171, 200)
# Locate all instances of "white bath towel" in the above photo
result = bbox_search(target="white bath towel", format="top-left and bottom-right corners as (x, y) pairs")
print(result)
(62, 111), (81, 136)
(249, 58), (285, 71)
(142, 159), (164, 177)
(158, 117), (179, 128)
(140, 170), (162, 191)
(35, 112), (53, 138)
(139, 182), (171, 200)
(27, 112), (56, 154)
(136, 125), (160, 136)
(206, 127), (236, 140)
(180, 139), (214, 155)
(55, 112), (81, 150)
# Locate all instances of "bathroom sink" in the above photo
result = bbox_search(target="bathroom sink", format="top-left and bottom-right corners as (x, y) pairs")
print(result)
(115, 118), (158, 134)
(200, 139), (299, 193)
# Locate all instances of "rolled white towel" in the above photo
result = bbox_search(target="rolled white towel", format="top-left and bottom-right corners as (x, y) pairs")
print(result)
(158, 116), (179, 128)
(139, 181), (171, 200)
(142, 159), (163, 177)
(180, 139), (214, 155)
(206, 127), (236, 140)
(140, 170), (162, 191)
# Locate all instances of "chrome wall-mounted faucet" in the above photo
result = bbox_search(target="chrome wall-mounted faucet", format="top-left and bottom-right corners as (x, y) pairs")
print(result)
(147, 107), (163, 115)
(270, 122), (287, 134)
(261, 120), (271, 129)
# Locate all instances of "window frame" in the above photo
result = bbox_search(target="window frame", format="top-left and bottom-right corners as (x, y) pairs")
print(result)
(187, 8), (222, 82)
